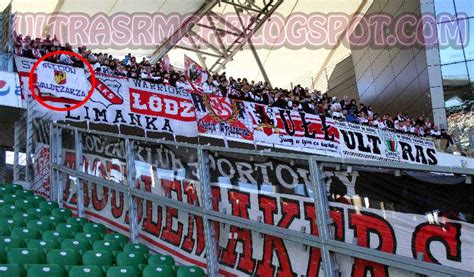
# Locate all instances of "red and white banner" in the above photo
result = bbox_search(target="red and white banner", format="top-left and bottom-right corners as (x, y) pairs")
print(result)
(14, 56), (474, 168)
(59, 142), (474, 276)
(36, 61), (89, 101)
(246, 102), (341, 155)
(31, 143), (50, 199)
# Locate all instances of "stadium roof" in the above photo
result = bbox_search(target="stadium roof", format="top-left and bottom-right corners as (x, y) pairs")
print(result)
(4, 0), (372, 89)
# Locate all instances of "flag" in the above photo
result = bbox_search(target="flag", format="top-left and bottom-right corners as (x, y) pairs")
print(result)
(35, 61), (89, 101)
(184, 55), (207, 93)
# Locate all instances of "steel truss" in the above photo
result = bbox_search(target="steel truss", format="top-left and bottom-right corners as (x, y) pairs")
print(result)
(149, 0), (282, 86)
(49, 123), (472, 277)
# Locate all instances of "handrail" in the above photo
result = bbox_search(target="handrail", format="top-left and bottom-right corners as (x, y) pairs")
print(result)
(54, 122), (474, 176)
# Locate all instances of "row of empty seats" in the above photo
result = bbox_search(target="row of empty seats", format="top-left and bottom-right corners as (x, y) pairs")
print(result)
(0, 183), (205, 276)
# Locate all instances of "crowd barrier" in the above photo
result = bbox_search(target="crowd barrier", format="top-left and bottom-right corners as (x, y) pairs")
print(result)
(41, 122), (473, 277)
(13, 56), (474, 170)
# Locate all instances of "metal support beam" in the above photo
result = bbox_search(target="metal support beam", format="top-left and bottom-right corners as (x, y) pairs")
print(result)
(13, 120), (20, 182)
(309, 158), (337, 277)
(249, 42), (272, 87)
(125, 138), (139, 243)
(26, 98), (33, 184)
(197, 148), (219, 276)
(149, 0), (283, 80)
(149, 0), (220, 63)
(74, 129), (84, 218)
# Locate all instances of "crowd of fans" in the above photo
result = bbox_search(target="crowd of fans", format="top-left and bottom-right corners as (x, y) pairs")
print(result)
(14, 33), (454, 142)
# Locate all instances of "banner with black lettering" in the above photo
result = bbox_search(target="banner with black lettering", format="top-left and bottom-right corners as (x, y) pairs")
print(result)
(14, 56), (199, 138)
(36, 61), (89, 101)
(58, 142), (474, 275)
(336, 121), (438, 165)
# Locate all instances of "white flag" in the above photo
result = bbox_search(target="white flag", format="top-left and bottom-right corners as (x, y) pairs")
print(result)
(36, 61), (89, 101)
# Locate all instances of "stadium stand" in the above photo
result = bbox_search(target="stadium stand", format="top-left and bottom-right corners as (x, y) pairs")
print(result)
(14, 33), (457, 142)
(0, 182), (205, 277)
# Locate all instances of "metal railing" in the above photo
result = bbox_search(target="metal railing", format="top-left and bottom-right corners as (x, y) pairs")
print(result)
(48, 122), (473, 277)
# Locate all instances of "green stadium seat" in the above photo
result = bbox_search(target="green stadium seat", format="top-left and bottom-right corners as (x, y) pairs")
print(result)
(0, 187), (12, 195)
(0, 236), (24, 249)
(10, 227), (41, 240)
(176, 266), (205, 277)
(104, 233), (128, 244)
(0, 218), (24, 228)
(14, 199), (36, 210)
(42, 230), (74, 242)
(0, 200), (7, 207)
(12, 212), (38, 223)
(83, 223), (107, 235)
(27, 208), (50, 218)
(142, 265), (174, 277)
(82, 250), (114, 267)
(17, 190), (34, 198)
(56, 222), (82, 233)
(92, 240), (122, 253)
(115, 251), (147, 270)
(68, 265), (104, 277)
(39, 201), (59, 211)
(27, 239), (60, 253)
(67, 217), (89, 226)
(123, 243), (149, 255)
(3, 194), (25, 203)
(51, 208), (73, 219)
(148, 254), (175, 267)
(46, 249), (82, 266)
(0, 227), (9, 237)
(75, 232), (103, 243)
(27, 220), (55, 233)
(61, 239), (91, 252)
(0, 205), (23, 218)
(41, 215), (66, 226)
(26, 195), (47, 203)
(0, 250), (5, 263)
(26, 264), (66, 277)
(7, 248), (44, 266)
(0, 264), (22, 277)
(105, 266), (137, 277)
(0, 183), (21, 191)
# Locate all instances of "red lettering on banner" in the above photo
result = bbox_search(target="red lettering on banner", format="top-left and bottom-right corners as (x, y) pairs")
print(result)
(211, 186), (221, 247)
(181, 182), (205, 256)
(220, 190), (255, 275)
(349, 210), (396, 277)
(130, 88), (196, 121)
(63, 152), (77, 204)
(160, 179), (184, 247)
(304, 202), (321, 276)
(412, 222), (462, 264)
(140, 175), (164, 237)
(256, 196), (299, 276)
(110, 190), (125, 219)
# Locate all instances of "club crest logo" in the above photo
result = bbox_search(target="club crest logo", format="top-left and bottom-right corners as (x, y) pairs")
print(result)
(89, 77), (125, 108)
(205, 95), (239, 123)
(54, 70), (67, 85)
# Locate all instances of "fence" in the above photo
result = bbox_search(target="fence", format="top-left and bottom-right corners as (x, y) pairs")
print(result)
(45, 122), (473, 277)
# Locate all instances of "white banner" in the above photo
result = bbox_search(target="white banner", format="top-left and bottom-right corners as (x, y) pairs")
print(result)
(36, 61), (89, 101)
(0, 71), (21, 108)
(59, 144), (474, 276)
